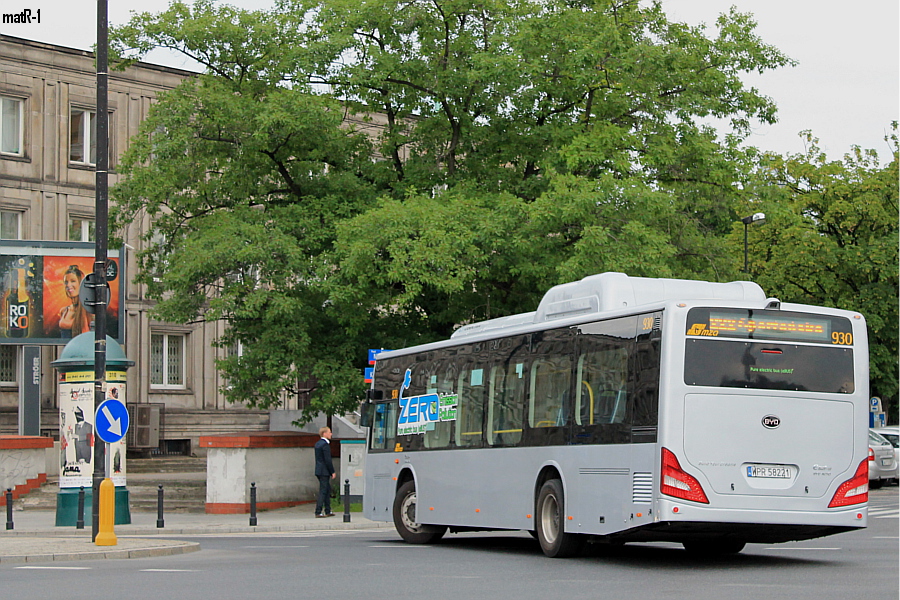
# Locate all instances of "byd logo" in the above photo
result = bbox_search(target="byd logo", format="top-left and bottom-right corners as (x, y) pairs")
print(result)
(762, 415), (781, 429)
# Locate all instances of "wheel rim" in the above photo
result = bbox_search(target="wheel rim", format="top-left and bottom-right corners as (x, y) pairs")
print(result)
(540, 492), (560, 544)
(400, 490), (422, 533)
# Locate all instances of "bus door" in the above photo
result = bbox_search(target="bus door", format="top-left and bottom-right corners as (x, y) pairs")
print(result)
(367, 399), (399, 516)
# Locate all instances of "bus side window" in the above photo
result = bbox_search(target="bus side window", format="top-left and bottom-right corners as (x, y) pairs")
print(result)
(529, 357), (571, 429)
(576, 348), (629, 425)
(489, 361), (525, 446)
(424, 362), (455, 449)
(456, 365), (486, 448)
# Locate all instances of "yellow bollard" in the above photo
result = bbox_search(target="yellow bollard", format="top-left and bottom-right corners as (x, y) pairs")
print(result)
(94, 478), (117, 546)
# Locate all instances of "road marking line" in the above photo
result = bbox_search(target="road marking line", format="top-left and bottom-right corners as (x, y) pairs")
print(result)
(15, 566), (91, 570)
(763, 547), (840, 551)
(244, 545), (309, 548)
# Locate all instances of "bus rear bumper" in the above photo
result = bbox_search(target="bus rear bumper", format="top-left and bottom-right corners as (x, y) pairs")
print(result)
(618, 499), (868, 544)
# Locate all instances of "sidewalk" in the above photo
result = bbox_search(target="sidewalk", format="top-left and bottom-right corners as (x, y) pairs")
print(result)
(0, 505), (393, 564)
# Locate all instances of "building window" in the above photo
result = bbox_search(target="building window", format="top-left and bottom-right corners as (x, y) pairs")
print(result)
(0, 210), (21, 239)
(69, 217), (95, 242)
(1, 96), (24, 156)
(70, 108), (97, 165)
(151, 333), (185, 388)
(0, 346), (16, 384)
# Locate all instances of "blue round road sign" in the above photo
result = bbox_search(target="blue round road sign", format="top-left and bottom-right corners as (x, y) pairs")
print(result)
(95, 399), (129, 444)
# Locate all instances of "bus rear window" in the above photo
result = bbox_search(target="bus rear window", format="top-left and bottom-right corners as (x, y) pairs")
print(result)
(684, 340), (854, 393)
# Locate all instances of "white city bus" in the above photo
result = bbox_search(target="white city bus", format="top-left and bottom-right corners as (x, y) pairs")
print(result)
(362, 273), (869, 557)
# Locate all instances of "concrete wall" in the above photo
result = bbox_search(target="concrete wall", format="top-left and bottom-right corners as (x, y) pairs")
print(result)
(0, 435), (53, 504)
(202, 432), (334, 514)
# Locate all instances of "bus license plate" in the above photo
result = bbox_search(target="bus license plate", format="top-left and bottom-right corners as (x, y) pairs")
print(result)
(746, 465), (793, 479)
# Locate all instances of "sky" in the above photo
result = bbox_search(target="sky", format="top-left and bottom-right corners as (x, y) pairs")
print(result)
(2, 0), (897, 162)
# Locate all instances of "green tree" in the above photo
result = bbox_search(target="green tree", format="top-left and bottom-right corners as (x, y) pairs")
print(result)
(110, 1), (382, 418)
(109, 0), (793, 418)
(742, 126), (899, 421)
(324, 0), (791, 336)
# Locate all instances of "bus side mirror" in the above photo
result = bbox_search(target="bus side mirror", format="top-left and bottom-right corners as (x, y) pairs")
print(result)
(359, 403), (374, 428)
(360, 389), (383, 428)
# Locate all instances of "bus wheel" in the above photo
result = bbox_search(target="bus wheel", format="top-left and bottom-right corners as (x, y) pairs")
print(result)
(682, 539), (746, 555)
(535, 479), (585, 558)
(392, 481), (447, 544)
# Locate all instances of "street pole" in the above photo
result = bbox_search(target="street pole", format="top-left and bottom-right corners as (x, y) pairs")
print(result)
(740, 213), (765, 276)
(743, 221), (749, 274)
(92, 0), (110, 542)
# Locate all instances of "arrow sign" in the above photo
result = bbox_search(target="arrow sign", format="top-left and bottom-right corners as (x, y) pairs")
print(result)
(102, 404), (122, 437)
(96, 398), (129, 444)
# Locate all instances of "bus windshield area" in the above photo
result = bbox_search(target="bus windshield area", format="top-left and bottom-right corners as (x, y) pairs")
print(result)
(684, 339), (854, 394)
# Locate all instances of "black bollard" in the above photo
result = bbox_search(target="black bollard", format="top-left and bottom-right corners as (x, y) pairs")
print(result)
(5, 488), (12, 531)
(249, 482), (257, 526)
(76, 486), (85, 530)
(343, 479), (351, 523)
(157, 484), (165, 528)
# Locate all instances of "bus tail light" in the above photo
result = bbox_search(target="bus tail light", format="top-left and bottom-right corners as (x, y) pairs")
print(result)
(661, 447), (709, 504)
(828, 459), (868, 508)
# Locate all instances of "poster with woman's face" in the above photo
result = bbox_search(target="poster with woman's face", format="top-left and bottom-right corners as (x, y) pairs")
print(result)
(0, 244), (123, 343)
(42, 256), (120, 339)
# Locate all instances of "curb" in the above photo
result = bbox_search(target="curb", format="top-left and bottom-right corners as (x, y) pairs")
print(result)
(0, 538), (200, 564)
(1, 521), (395, 537)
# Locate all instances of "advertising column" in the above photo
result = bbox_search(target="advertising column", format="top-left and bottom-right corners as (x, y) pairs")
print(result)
(53, 332), (133, 526)
(59, 369), (128, 489)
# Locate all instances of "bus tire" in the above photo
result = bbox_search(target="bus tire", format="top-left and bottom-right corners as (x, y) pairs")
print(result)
(392, 480), (447, 544)
(682, 539), (746, 555)
(535, 479), (585, 558)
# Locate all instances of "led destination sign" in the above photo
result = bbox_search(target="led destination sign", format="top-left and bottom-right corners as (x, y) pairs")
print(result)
(709, 313), (827, 339)
(686, 308), (853, 345)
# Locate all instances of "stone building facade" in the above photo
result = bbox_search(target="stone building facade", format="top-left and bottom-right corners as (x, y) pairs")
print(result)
(0, 34), (315, 453)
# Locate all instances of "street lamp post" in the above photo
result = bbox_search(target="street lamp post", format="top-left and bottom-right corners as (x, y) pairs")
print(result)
(741, 212), (766, 273)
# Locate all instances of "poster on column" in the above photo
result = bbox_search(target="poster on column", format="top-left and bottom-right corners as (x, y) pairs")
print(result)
(58, 370), (128, 488)
(58, 375), (94, 488)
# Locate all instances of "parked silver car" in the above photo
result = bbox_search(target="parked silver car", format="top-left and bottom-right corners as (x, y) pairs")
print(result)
(868, 429), (898, 488)
(873, 426), (899, 485)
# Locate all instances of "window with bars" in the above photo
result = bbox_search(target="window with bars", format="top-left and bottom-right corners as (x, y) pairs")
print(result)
(1, 96), (24, 156)
(0, 346), (16, 384)
(0, 210), (21, 239)
(150, 333), (185, 389)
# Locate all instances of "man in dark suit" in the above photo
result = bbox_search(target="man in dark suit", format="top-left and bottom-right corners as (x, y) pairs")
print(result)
(314, 426), (336, 517)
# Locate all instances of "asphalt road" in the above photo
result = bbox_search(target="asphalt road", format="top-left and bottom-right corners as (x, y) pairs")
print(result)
(2, 488), (896, 600)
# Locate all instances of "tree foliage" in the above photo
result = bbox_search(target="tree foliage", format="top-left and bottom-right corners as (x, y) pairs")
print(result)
(110, 0), (800, 420)
(742, 126), (899, 419)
